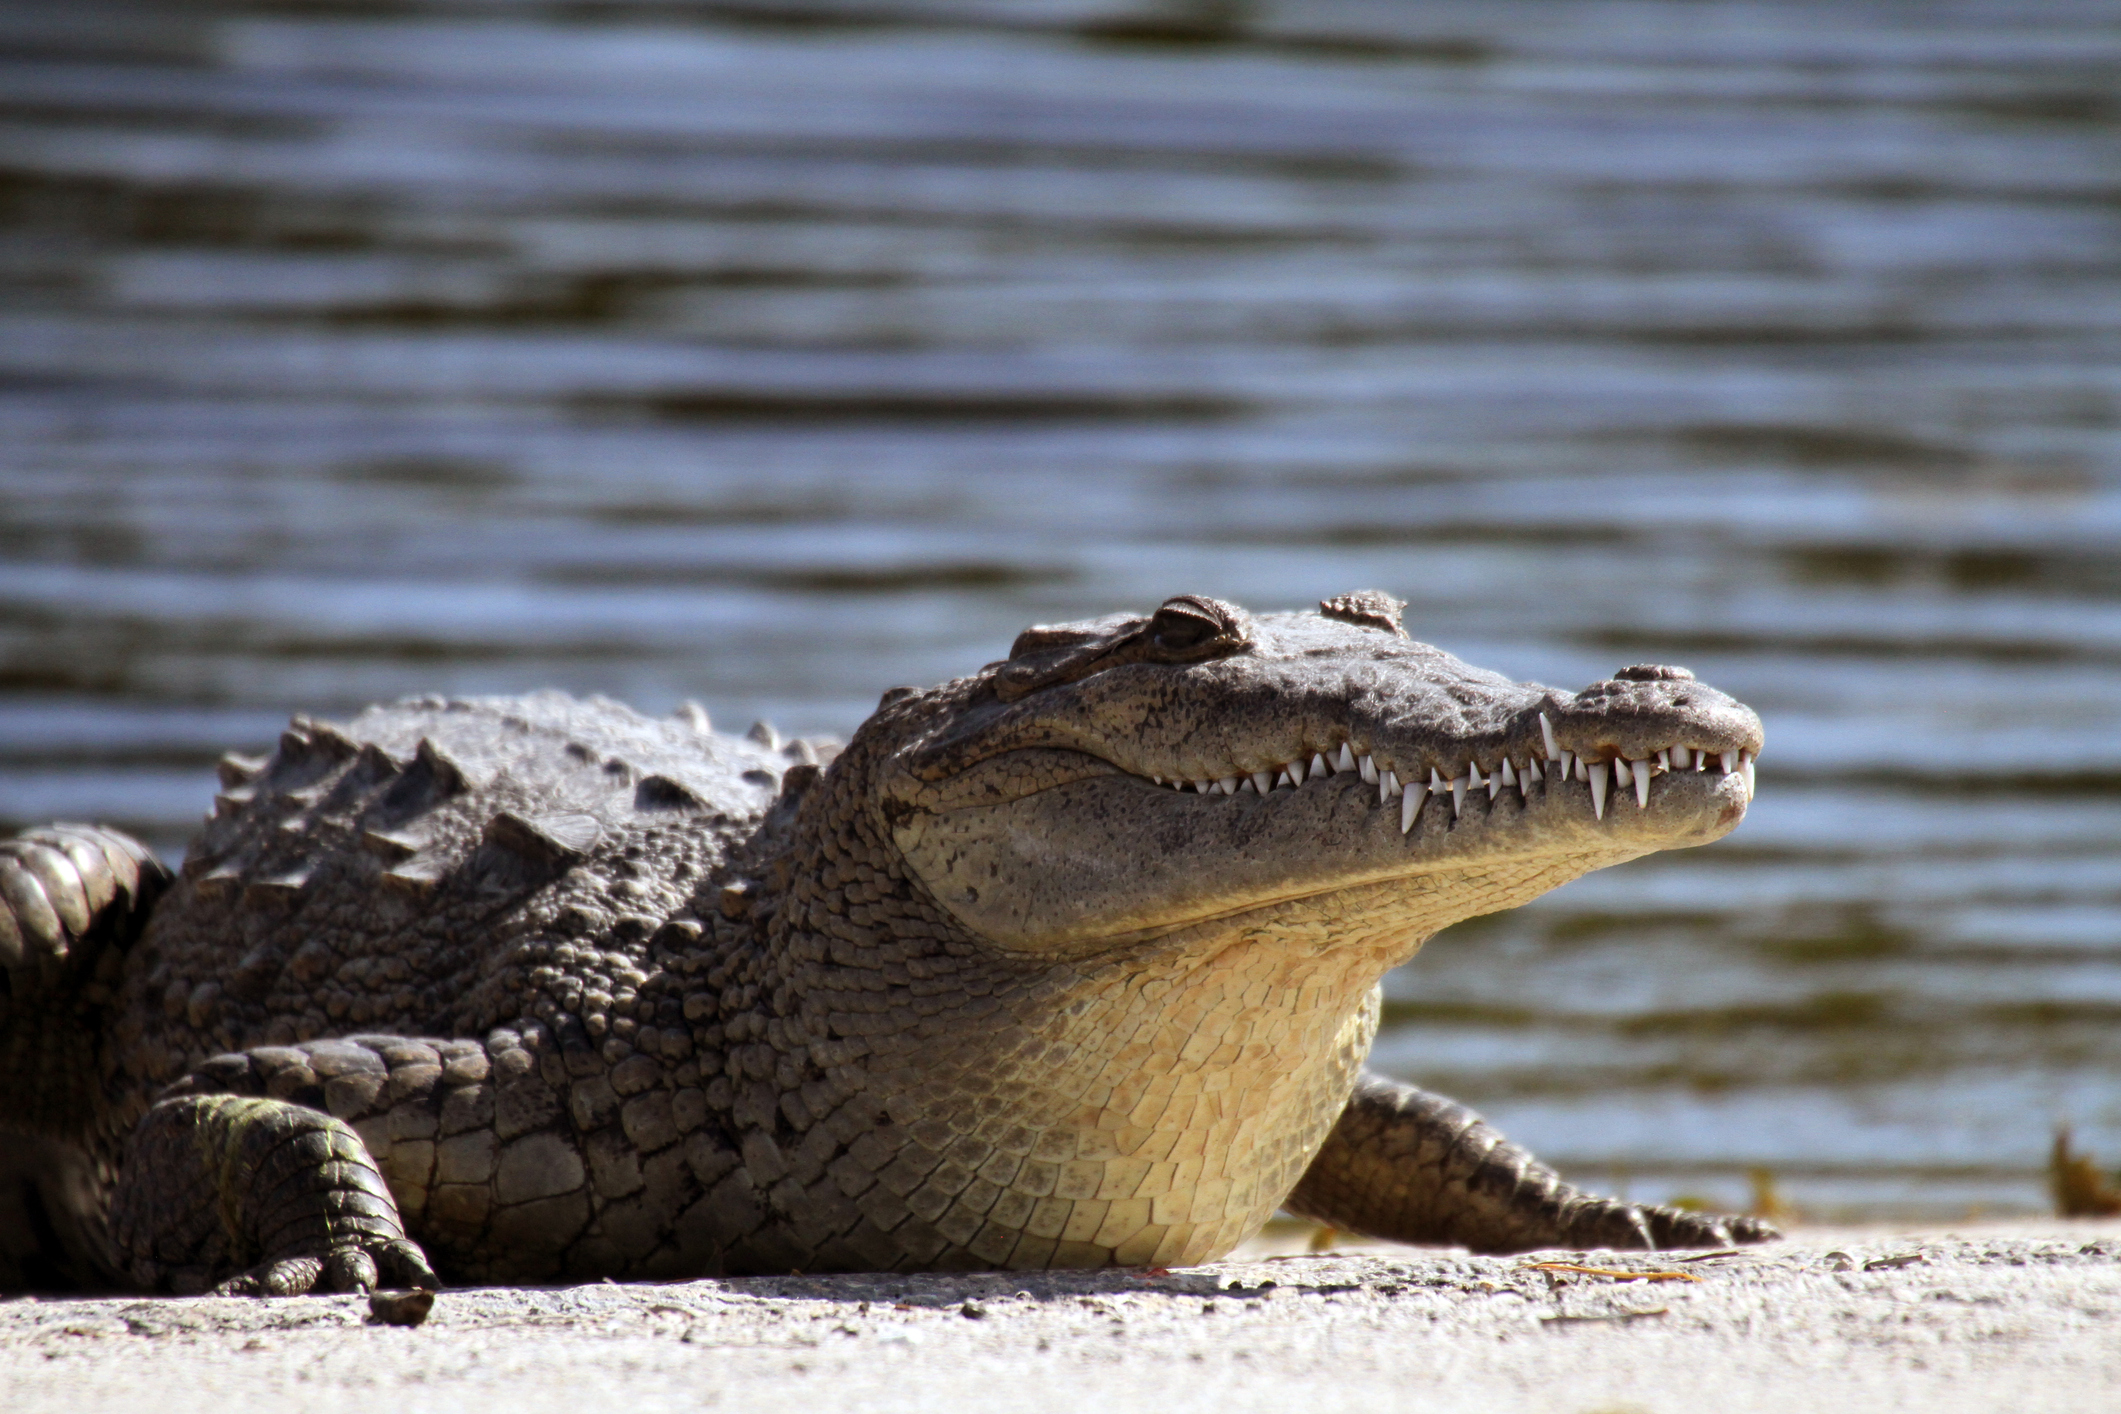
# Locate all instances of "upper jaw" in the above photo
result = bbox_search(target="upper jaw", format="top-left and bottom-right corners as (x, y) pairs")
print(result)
(1063, 653), (1764, 829)
(900, 637), (1764, 828)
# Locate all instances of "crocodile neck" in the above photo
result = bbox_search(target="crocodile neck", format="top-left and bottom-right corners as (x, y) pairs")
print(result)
(720, 738), (1464, 1266)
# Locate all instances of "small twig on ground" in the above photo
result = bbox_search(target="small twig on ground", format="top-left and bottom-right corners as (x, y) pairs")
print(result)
(1541, 1307), (1669, 1325)
(1862, 1253), (1925, 1271)
(1519, 1263), (1701, 1283)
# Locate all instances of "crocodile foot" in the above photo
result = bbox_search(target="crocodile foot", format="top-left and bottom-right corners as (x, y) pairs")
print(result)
(1287, 1075), (1786, 1256)
(216, 1237), (438, 1298)
(1443, 1190), (1781, 1256)
(1550, 1196), (1781, 1254)
(1639, 1203), (1780, 1249)
(112, 1093), (438, 1296)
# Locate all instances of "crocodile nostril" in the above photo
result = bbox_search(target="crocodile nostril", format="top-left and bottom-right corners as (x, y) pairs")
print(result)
(1613, 664), (1695, 682)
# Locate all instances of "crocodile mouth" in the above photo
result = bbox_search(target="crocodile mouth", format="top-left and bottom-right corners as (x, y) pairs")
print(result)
(895, 706), (1758, 953)
(1132, 710), (1757, 829)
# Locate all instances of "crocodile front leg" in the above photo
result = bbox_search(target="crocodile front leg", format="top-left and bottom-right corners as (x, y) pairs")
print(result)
(109, 1027), (694, 1293)
(110, 1034), (534, 1294)
(1284, 1073), (1778, 1254)
(110, 1091), (437, 1295)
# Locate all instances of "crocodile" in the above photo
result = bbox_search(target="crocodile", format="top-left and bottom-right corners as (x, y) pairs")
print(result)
(0, 591), (1771, 1295)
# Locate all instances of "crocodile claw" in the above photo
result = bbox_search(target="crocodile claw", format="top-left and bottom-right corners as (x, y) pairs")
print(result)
(215, 1238), (439, 1298)
(1639, 1204), (1781, 1249)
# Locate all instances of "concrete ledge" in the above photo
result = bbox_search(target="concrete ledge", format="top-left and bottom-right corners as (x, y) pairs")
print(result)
(5, 1223), (2117, 1413)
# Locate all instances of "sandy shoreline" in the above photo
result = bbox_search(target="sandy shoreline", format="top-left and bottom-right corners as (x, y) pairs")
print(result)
(5, 1222), (2116, 1413)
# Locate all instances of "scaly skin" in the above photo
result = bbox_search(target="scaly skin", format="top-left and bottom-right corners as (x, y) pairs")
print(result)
(0, 593), (1772, 1294)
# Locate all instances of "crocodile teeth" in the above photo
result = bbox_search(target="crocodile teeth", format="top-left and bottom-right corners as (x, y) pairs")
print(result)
(1468, 762), (1484, 790)
(1450, 774), (1466, 818)
(1613, 757), (1633, 786)
(1574, 755), (1588, 782)
(1499, 758), (1517, 789)
(1385, 768), (1403, 802)
(1400, 784), (1425, 833)
(1359, 754), (1378, 785)
(1488, 765), (1503, 800)
(1239, 777), (1256, 794)
(1656, 748), (1671, 770)
(1309, 752), (1329, 781)
(1588, 761), (1610, 819)
(1721, 750), (1739, 776)
(1671, 745), (1691, 769)
(1278, 766), (1299, 789)
(1193, 779), (1211, 794)
(1635, 761), (1652, 809)
(1539, 712), (1560, 761)
(1335, 744), (1355, 773)
(1219, 776), (1239, 795)
(1251, 770), (1273, 794)
(1559, 750), (1575, 780)
(1742, 751), (1756, 800)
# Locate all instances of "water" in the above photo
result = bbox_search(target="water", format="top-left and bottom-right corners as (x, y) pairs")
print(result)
(3, 0), (2119, 1221)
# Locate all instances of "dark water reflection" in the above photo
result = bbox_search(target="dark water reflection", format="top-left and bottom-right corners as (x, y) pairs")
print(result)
(4, 0), (2119, 1220)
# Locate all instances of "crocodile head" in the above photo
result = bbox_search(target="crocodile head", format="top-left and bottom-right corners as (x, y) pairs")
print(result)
(759, 591), (1763, 1268)
(875, 591), (1760, 960)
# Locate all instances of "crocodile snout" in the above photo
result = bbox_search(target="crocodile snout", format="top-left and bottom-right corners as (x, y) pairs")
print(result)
(1537, 664), (1762, 819)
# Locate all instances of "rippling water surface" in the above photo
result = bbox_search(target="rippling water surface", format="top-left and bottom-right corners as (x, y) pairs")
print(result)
(4, 0), (2119, 1220)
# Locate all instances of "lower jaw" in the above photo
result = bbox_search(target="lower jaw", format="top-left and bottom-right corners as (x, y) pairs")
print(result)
(1110, 780), (1744, 954)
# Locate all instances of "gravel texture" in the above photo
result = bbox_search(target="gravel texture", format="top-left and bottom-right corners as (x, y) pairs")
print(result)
(5, 1223), (2116, 1413)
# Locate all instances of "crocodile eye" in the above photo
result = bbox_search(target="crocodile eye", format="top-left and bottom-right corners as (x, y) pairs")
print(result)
(1149, 609), (1214, 651)
(1144, 595), (1242, 658)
